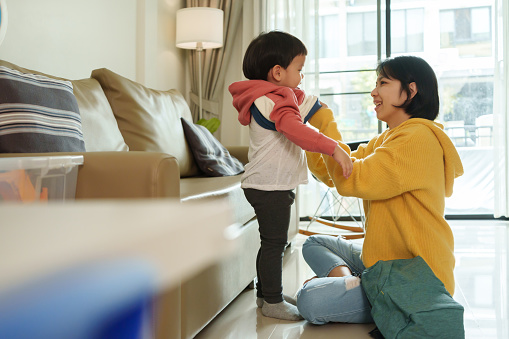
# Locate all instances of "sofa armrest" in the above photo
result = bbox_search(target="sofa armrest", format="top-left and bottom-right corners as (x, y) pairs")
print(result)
(226, 146), (249, 165)
(0, 152), (180, 199)
(75, 152), (181, 199)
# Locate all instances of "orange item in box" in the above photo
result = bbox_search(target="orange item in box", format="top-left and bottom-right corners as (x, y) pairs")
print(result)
(0, 169), (37, 202)
(39, 187), (49, 201)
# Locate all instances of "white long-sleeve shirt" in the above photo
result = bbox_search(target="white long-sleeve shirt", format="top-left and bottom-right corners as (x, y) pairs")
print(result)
(241, 95), (320, 190)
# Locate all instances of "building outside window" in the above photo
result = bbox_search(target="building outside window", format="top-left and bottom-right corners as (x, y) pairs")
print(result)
(347, 11), (377, 56)
(440, 6), (492, 53)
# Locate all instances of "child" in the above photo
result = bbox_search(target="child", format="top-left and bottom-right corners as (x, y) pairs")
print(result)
(228, 31), (352, 321)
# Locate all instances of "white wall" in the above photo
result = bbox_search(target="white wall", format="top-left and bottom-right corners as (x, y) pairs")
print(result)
(0, 0), (186, 92)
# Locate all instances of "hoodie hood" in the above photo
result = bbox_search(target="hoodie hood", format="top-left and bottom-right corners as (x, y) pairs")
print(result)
(405, 118), (464, 197)
(228, 80), (305, 126)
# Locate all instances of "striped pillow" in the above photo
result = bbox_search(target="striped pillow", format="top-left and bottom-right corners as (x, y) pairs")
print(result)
(0, 66), (85, 153)
(181, 118), (244, 177)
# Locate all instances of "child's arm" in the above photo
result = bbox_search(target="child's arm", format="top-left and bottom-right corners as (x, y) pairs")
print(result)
(320, 101), (352, 178)
(332, 145), (353, 179)
(264, 88), (338, 156)
(276, 111), (338, 155)
(277, 114), (352, 178)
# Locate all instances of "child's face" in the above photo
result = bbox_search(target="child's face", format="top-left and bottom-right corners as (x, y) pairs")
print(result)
(371, 75), (411, 129)
(279, 54), (306, 88)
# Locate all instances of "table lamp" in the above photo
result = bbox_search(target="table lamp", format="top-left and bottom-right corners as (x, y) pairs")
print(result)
(176, 7), (224, 120)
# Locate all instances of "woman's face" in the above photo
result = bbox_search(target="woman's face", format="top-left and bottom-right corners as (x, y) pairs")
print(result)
(371, 75), (412, 129)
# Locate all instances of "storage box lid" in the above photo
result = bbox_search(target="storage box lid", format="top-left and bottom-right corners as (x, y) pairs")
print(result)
(0, 156), (84, 171)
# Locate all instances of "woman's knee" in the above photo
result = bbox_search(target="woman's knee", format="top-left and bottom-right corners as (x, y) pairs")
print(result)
(296, 285), (326, 324)
(302, 235), (331, 256)
(297, 277), (373, 325)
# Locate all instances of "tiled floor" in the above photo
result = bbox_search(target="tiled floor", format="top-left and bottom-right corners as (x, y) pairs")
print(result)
(195, 220), (508, 339)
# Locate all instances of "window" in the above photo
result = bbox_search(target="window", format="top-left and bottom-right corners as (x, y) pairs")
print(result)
(266, 0), (497, 217)
(440, 6), (492, 57)
(320, 15), (341, 58)
(347, 12), (377, 56)
(318, 1), (496, 216)
(391, 8), (424, 54)
(347, 8), (424, 56)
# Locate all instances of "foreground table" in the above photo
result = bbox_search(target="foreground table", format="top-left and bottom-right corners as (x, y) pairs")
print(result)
(0, 198), (238, 339)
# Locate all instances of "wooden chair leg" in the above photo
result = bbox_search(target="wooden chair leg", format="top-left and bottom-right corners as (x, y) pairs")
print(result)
(340, 233), (365, 240)
(299, 228), (365, 239)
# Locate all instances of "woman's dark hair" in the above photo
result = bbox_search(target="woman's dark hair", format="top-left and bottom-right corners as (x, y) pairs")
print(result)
(242, 31), (307, 80)
(377, 55), (440, 121)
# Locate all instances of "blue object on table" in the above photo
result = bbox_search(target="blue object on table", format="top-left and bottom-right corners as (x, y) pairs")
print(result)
(0, 259), (155, 339)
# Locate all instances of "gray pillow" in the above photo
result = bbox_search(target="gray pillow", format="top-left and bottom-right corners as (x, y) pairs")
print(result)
(181, 118), (244, 177)
(0, 66), (86, 153)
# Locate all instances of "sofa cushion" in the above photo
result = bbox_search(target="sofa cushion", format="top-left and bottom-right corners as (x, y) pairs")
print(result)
(0, 59), (128, 152)
(181, 118), (244, 177)
(68, 78), (129, 152)
(91, 68), (199, 177)
(0, 66), (86, 153)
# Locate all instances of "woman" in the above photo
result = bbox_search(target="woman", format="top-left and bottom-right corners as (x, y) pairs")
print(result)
(296, 55), (464, 324)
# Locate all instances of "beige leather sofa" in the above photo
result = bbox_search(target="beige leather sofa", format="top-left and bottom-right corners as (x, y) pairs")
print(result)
(0, 59), (299, 339)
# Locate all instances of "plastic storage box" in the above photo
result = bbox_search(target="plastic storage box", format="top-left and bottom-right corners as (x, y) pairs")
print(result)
(0, 156), (84, 202)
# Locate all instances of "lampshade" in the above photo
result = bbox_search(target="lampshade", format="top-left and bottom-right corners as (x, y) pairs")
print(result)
(176, 7), (223, 50)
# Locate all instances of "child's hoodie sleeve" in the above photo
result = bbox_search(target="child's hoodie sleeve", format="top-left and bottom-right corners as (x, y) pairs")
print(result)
(268, 87), (338, 156)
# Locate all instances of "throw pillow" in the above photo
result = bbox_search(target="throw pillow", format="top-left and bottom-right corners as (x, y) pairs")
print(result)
(181, 118), (244, 177)
(0, 59), (129, 152)
(0, 66), (86, 153)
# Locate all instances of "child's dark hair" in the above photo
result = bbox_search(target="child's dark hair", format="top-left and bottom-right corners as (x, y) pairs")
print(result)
(243, 31), (307, 81)
(377, 55), (440, 121)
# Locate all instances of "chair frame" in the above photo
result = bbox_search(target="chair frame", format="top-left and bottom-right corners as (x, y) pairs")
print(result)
(300, 186), (365, 239)
(300, 140), (369, 240)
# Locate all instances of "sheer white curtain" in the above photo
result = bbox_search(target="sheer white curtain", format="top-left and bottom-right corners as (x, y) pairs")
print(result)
(263, 0), (320, 96)
(263, 1), (334, 218)
(494, 0), (509, 218)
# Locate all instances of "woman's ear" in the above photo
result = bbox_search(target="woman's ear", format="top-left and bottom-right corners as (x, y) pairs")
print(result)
(409, 82), (418, 99)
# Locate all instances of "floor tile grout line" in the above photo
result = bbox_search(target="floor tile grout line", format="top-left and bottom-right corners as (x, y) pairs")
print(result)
(456, 280), (485, 336)
(266, 322), (279, 339)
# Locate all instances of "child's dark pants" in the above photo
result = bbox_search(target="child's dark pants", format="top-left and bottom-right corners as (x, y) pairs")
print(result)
(243, 188), (295, 304)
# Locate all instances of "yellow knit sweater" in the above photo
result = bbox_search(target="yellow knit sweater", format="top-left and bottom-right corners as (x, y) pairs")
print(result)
(306, 108), (464, 295)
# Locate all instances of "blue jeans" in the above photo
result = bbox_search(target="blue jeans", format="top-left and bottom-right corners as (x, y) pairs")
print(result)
(296, 235), (373, 324)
